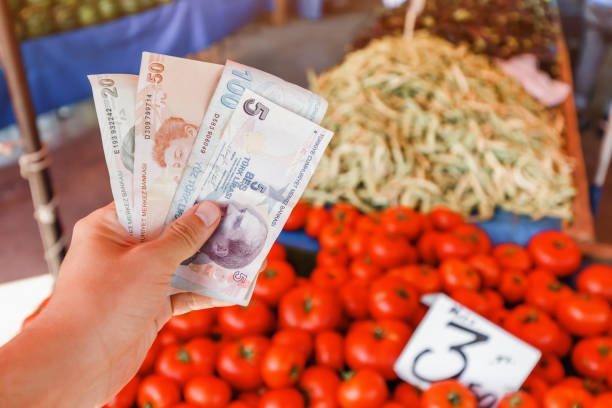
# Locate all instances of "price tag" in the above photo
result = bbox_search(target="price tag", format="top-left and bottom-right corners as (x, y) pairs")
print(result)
(394, 294), (541, 408)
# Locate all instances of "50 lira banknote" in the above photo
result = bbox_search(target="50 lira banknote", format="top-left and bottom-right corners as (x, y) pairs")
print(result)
(165, 60), (328, 227)
(170, 89), (333, 305)
(88, 74), (137, 235)
(132, 53), (223, 241)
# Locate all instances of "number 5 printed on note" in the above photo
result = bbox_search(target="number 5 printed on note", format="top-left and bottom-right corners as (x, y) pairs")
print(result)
(394, 294), (540, 408)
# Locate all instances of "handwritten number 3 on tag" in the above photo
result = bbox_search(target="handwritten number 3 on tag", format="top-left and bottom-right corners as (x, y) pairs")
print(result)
(411, 321), (489, 383)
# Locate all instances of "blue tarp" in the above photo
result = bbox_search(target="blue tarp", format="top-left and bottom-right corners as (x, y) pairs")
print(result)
(0, 0), (269, 128)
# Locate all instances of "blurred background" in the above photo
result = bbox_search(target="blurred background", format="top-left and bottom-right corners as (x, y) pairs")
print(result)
(0, 0), (610, 284)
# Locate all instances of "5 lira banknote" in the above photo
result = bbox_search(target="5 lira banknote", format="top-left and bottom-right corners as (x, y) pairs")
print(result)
(89, 54), (331, 305)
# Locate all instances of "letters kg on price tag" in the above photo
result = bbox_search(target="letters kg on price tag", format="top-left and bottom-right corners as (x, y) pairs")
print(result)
(394, 294), (541, 408)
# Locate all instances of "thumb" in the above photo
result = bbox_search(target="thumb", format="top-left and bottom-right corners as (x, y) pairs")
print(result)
(146, 201), (221, 267)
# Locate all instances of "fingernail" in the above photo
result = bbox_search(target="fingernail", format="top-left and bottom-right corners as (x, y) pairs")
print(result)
(195, 202), (220, 227)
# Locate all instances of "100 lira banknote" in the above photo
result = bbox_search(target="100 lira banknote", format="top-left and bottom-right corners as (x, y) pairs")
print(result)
(165, 60), (328, 226)
(88, 74), (137, 235)
(170, 89), (333, 305)
(132, 53), (223, 241)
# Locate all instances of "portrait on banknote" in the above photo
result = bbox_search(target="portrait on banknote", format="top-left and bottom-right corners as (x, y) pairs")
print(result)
(189, 201), (268, 269)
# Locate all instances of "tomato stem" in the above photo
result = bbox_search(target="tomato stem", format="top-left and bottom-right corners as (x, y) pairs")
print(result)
(373, 326), (386, 340)
(447, 391), (462, 406)
(145, 402), (153, 408)
(177, 349), (191, 363)
(599, 345), (610, 357)
(340, 370), (355, 381)
(264, 269), (277, 278)
(396, 288), (409, 299)
(240, 345), (255, 361)
(509, 395), (523, 407)
(290, 365), (300, 378)
(303, 298), (313, 314)
(553, 240), (565, 249)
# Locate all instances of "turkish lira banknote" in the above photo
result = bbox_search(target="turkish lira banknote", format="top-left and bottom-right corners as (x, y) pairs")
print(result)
(170, 89), (333, 305)
(165, 60), (328, 226)
(132, 52), (223, 241)
(88, 74), (137, 235)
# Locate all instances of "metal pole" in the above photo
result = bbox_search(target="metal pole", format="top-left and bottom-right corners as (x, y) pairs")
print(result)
(0, 0), (65, 277)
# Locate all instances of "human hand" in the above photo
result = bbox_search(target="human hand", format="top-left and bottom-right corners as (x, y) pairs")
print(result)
(3, 201), (230, 407)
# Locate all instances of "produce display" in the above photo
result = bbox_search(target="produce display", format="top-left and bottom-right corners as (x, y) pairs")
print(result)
(23, 202), (612, 407)
(351, 0), (561, 75)
(307, 32), (574, 220)
(9, 0), (174, 41)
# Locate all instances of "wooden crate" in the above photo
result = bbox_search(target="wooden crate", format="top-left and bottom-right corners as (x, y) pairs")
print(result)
(558, 36), (596, 243)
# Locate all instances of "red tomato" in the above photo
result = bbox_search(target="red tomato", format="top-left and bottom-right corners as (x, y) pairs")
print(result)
(542, 385), (594, 408)
(300, 366), (341, 405)
(216, 335), (270, 391)
(554, 329), (573, 357)
(521, 375), (549, 403)
(259, 388), (305, 408)
(430, 207), (464, 231)
(410, 303), (429, 327)
(355, 212), (382, 233)
(239, 391), (262, 407)
(556, 293), (612, 337)
(528, 231), (581, 277)
(284, 201), (310, 231)
(105, 376), (140, 408)
(272, 328), (313, 359)
(227, 402), (252, 408)
(577, 264), (612, 302)
(380, 206), (422, 240)
(311, 265), (349, 290)
(184, 376), (232, 408)
(137, 375), (180, 408)
(381, 403), (404, 408)
(557, 376), (607, 395)
(504, 305), (561, 354)
(165, 309), (215, 340)
(489, 308), (509, 326)
(571, 336), (612, 380)
(435, 232), (474, 260)
(217, 300), (275, 337)
(267, 242), (286, 260)
(420, 380), (477, 408)
(531, 354), (565, 384)
(450, 288), (490, 317)
(320, 224), (352, 250)
(278, 285), (342, 332)
(253, 260), (297, 306)
(499, 269), (528, 303)
(594, 393), (612, 408)
(339, 279), (370, 320)
(314, 330), (344, 371)
(393, 382), (421, 406)
(337, 369), (388, 408)
(498, 391), (538, 408)
(305, 207), (331, 238)
(155, 338), (216, 385)
(527, 269), (557, 286)
(525, 278), (572, 316)
(169, 404), (199, 408)
(317, 247), (350, 267)
(349, 256), (382, 282)
(346, 232), (370, 258)
(368, 232), (417, 269)
(345, 319), (412, 380)
(331, 202), (359, 227)
(493, 243), (532, 272)
(467, 254), (501, 288)
(482, 289), (504, 311)
(455, 224), (491, 254)
(439, 258), (481, 292)
(261, 344), (306, 388)
(368, 275), (418, 321)
(417, 231), (440, 264)
(387, 264), (442, 294)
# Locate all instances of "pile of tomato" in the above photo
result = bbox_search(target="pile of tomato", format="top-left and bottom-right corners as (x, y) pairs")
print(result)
(31, 203), (612, 408)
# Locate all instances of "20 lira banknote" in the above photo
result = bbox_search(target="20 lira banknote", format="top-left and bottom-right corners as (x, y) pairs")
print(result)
(170, 89), (333, 305)
(88, 74), (137, 235)
(132, 53), (223, 241)
(165, 60), (328, 226)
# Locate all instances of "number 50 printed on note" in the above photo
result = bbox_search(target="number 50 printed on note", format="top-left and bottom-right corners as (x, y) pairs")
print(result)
(170, 89), (333, 305)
